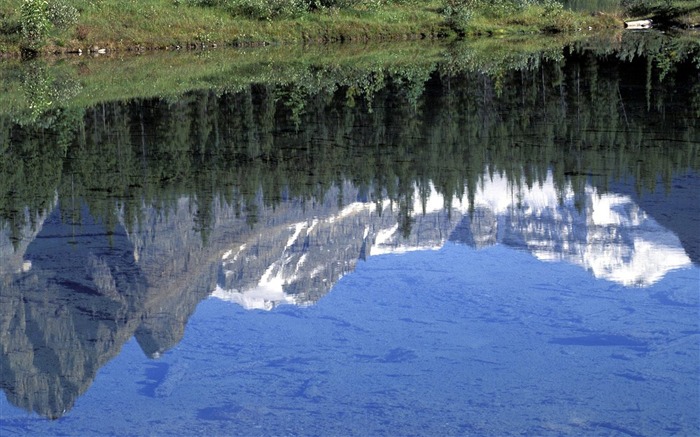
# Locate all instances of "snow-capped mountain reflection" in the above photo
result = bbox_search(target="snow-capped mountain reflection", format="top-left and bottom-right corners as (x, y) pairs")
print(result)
(212, 172), (692, 309)
(463, 174), (691, 287)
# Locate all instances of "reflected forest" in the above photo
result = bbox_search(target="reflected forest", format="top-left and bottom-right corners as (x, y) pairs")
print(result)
(2, 37), (699, 248)
(0, 33), (699, 420)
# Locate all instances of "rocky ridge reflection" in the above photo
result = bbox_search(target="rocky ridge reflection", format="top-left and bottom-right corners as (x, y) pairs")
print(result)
(0, 171), (694, 418)
(0, 199), (211, 418)
(212, 171), (692, 310)
(1, 35), (699, 419)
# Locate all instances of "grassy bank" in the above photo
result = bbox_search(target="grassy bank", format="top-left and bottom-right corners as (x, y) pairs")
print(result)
(1, 0), (453, 54)
(624, 0), (700, 27)
(0, 0), (627, 56)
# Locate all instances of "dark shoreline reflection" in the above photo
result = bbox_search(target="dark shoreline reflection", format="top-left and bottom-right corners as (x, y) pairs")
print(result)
(1, 38), (699, 420)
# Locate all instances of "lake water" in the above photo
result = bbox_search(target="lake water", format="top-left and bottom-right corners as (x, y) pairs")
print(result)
(1, 35), (699, 436)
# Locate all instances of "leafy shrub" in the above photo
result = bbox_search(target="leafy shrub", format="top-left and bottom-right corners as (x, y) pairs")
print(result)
(441, 0), (476, 29)
(308, 0), (363, 9)
(0, 14), (23, 35)
(184, 0), (363, 19)
(621, 0), (672, 16)
(21, 0), (50, 50)
(225, 0), (308, 19)
(478, 0), (563, 18)
(186, 0), (225, 6)
(442, 0), (566, 31)
(47, 0), (79, 29)
(354, 0), (385, 11)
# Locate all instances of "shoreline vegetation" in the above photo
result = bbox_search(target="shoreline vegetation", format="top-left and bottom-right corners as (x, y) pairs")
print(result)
(1, 32), (698, 121)
(0, 0), (697, 57)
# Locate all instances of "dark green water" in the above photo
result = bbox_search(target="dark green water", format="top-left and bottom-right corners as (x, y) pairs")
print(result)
(0, 34), (698, 435)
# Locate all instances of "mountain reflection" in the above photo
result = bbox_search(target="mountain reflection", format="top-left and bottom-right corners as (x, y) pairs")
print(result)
(0, 171), (694, 418)
(1, 36), (699, 420)
(213, 171), (692, 310)
(1, 204), (147, 419)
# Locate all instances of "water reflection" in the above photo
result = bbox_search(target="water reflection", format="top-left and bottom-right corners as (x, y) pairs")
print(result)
(213, 171), (693, 311)
(0, 35), (698, 432)
(0, 201), (206, 418)
(1, 173), (695, 421)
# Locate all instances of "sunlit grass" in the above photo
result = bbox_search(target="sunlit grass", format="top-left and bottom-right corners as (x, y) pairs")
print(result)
(0, 0), (453, 55)
(455, 2), (622, 35)
(622, 0), (700, 27)
(3, 0), (694, 56)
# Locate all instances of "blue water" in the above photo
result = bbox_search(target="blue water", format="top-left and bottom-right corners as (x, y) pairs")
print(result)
(2, 243), (698, 436)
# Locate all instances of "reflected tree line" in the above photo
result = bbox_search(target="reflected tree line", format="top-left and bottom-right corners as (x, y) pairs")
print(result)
(1, 36), (698, 247)
(0, 35), (698, 420)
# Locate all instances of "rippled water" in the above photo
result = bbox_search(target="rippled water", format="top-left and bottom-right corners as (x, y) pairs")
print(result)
(1, 36), (698, 436)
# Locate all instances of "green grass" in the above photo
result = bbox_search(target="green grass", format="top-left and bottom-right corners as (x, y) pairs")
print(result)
(0, 0), (454, 55)
(622, 0), (700, 27)
(458, 4), (621, 35)
(0, 0), (631, 56)
(438, 0), (627, 36)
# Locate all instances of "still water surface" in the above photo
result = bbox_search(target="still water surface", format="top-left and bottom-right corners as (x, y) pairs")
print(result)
(1, 36), (699, 435)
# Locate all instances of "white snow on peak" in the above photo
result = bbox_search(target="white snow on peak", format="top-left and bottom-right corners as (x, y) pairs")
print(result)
(406, 175), (567, 218)
(374, 224), (400, 248)
(337, 202), (373, 220)
(586, 237), (690, 286)
(371, 244), (443, 256)
(296, 254), (308, 272)
(371, 171), (691, 286)
(414, 185), (457, 215)
(222, 244), (246, 262)
(307, 218), (319, 234)
(285, 222), (307, 251)
(212, 284), (297, 310)
(589, 190), (643, 227)
(213, 171), (693, 311)
(473, 173), (568, 214)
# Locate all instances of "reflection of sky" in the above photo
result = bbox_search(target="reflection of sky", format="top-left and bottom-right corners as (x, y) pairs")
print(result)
(2, 243), (698, 436)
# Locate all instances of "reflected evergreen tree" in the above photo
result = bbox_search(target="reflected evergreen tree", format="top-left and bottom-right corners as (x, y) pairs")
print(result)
(0, 39), (698, 247)
(1, 39), (699, 419)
